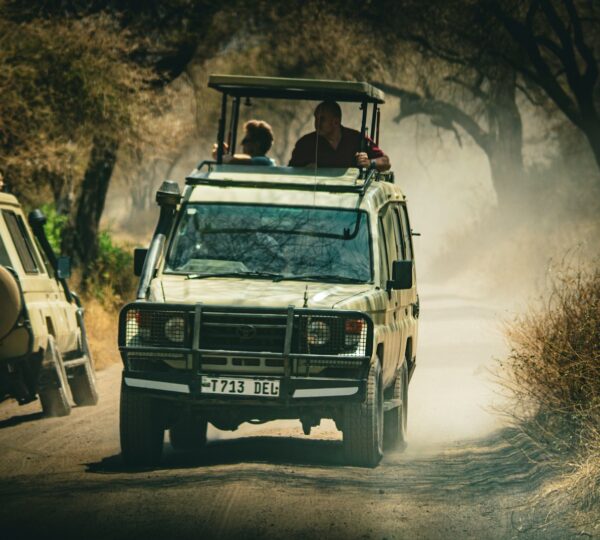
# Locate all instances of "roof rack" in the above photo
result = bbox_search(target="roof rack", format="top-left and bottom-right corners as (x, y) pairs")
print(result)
(186, 164), (389, 195)
(208, 75), (385, 104)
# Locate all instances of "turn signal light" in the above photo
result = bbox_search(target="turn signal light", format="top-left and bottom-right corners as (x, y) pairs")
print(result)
(344, 319), (363, 335)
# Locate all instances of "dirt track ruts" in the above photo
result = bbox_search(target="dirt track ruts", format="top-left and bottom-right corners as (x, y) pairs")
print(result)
(0, 290), (576, 540)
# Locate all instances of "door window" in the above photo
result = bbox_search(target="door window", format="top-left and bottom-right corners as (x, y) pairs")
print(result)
(398, 204), (413, 260)
(2, 211), (41, 274)
(379, 205), (400, 285)
(0, 234), (11, 266)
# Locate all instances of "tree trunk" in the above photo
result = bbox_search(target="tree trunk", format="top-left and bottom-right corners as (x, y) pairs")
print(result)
(485, 70), (526, 210)
(580, 115), (600, 172)
(62, 136), (119, 270)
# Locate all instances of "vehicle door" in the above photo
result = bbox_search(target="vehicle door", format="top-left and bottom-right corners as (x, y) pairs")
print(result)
(1, 209), (69, 352)
(377, 204), (402, 384)
(395, 203), (417, 307)
(393, 203), (418, 360)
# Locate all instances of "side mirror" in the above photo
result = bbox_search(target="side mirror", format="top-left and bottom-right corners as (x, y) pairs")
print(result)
(133, 248), (148, 277)
(57, 256), (71, 279)
(388, 260), (413, 290)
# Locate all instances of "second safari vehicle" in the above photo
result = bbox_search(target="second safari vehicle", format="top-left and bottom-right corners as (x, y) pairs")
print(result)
(119, 76), (419, 467)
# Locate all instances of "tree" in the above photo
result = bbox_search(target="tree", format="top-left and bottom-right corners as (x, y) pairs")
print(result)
(483, 0), (600, 169)
(347, 0), (528, 209)
(1, 0), (238, 269)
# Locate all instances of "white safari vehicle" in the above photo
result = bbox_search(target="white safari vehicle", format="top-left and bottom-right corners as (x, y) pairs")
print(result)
(0, 192), (98, 417)
(119, 76), (419, 467)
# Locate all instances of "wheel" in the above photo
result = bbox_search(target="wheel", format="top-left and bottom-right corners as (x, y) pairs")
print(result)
(120, 382), (165, 467)
(38, 336), (72, 417)
(384, 360), (408, 451)
(169, 415), (208, 452)
(69, 358), (99, 406)
(69, 309), (98, 406)
(343, 361), (384, 467)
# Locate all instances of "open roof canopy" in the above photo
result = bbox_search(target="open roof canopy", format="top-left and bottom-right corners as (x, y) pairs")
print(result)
(208, 75), (385, 104)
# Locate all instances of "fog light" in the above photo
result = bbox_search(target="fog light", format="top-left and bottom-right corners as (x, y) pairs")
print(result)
(165, 317), (185, 343)
(307, 320), (330, 346)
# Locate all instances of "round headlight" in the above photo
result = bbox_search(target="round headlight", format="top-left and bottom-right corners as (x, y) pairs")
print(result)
(307, 320), (330, 346)
(164, 317), (185, 343)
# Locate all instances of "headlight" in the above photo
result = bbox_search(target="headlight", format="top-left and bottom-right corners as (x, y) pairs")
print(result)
(307, 320), (330, 346)
(164, 317), (185, 343)
(344, 318), (364, 348)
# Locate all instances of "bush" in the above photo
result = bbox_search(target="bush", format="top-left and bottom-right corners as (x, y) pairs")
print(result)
(86, 231), (137, 307)
(41, 203), (68, 254)
(502, 266), (600, 518)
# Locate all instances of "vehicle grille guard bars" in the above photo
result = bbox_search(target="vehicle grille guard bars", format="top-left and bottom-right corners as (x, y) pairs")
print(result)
(118, 302), (374, 380)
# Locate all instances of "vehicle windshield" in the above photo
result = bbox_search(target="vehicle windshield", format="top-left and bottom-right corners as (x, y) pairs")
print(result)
(165, 204), (372, 283)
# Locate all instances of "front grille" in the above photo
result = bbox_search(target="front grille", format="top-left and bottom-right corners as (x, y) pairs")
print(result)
(200, 312), (290, 353)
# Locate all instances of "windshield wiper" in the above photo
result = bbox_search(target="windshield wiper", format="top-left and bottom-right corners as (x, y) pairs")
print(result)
(186, 271), (285, 280)
(275, 274), (367, 284)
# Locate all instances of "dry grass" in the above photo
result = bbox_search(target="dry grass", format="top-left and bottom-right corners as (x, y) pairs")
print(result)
(83, 295), (120, 371)
(501, 266), (600, 526)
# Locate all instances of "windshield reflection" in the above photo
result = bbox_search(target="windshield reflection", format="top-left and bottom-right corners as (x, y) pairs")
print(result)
(165, 204), (372, 283)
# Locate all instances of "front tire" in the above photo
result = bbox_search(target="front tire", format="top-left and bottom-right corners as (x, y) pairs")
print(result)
(120, 382), (164, 467)
(384, 360), (408, 451)
(169, 415), (208, 452)
(38, 336), (72, 417)
(343, 361), (384, 467)
(69, 359), (99, 406)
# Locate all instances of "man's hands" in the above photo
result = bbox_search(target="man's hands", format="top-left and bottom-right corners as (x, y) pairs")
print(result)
(355, 153), (391, 172)
(355, 152), (371, 168)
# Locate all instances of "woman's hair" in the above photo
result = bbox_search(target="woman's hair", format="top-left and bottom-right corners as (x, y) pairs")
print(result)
(244, 120), (274, 155)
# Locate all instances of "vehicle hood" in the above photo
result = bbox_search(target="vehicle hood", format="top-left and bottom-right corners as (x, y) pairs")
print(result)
(152, 277), (371, 309)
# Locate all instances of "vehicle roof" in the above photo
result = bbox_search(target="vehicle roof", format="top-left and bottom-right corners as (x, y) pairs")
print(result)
(184, 166), (404, 211)
(0, 192), (21, 208)
(208, 75), (385, 104)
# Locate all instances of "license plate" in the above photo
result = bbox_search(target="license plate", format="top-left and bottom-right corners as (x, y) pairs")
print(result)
(201, 376), (280, 397)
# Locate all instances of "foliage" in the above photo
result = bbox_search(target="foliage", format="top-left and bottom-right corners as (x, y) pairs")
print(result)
(0, 9), (153, 208)
(40, 203), (68, 254)
(86, 231), (137, 306)
(36, 201), (135, 305)
(502, 266), (600, 515)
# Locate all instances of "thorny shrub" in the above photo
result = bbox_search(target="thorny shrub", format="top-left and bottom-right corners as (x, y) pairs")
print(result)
(502, 266), (600, 516)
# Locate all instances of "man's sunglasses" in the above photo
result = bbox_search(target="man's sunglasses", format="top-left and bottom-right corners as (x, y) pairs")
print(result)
(241, 137), (251, 145)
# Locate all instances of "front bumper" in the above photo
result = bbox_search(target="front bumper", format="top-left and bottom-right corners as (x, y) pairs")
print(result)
(118, 302), (373, 406)
(122, 372), (365, 405)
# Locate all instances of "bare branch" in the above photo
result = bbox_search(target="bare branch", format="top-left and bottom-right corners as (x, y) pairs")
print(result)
(515, 81), (547, 107)
(373, 81), (490, 152)
(444, 75), (488, 101)
(490, 3), (582, 127)
(562, 0), (599, 86)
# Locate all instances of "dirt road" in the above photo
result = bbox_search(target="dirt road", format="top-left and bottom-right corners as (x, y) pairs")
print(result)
(0, 289), (574, 540)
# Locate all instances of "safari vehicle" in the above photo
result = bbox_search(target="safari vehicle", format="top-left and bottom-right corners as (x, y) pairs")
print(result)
(119, 75), (419, 467)
(0, 192), (98, 417)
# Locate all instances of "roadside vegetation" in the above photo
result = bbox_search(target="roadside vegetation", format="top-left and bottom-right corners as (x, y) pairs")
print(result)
(42, 205), (135, 369)
(502, 266), (600, 528)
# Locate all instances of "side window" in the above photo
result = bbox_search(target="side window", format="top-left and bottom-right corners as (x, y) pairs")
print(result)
(377, 217), (389, 285)
(379, 205), (400, 283)
(2, 211), (41, 274)
(392, 206), (407, 259)
(398, 204), (413, 260)
(0, 234), (11, 266)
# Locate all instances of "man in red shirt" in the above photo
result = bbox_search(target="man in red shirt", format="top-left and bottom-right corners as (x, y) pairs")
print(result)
(288, 101), (391, 171)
